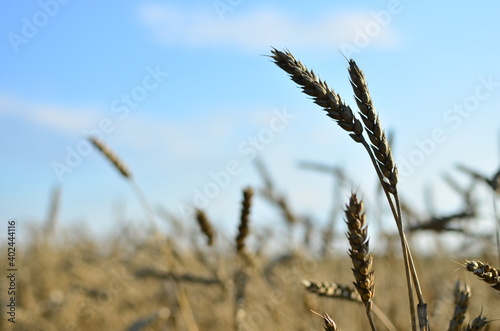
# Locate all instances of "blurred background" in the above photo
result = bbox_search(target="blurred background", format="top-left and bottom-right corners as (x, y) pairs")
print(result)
(1, 0), (500, 248)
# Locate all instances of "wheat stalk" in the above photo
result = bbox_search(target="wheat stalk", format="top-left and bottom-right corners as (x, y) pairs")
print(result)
(270, 48), (363, 143)
(134, 268), (221, 285)
(465, 260), (500, 291)
(448, 281), (471, 331)
(255, 158), (297, 226)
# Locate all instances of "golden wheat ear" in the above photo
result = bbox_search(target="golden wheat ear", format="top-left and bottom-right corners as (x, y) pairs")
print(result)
(344, 194), (376, 331)
(448, 281), (470, 331)
(88, 135), (132, 178)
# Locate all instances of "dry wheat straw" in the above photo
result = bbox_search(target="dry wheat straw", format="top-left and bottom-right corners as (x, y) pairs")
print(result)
(195, 209), (215, 246)
(448, 281), (470, 331)
(465, 260), (500, 291)
(270, 48), (364, 143)
(344, 194), (376, 330)
(270, 48), (427, 331)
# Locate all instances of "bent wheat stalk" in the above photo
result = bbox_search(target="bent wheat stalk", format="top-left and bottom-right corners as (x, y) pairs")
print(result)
(88, 136), (157, 232)
(270, 48), (427, 330)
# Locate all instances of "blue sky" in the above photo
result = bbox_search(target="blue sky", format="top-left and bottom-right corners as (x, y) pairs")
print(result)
(1, 1), (500, 241)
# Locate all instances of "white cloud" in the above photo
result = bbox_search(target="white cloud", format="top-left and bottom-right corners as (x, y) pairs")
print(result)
(137, 3), (401, 51)
(0, 93), (103, 134)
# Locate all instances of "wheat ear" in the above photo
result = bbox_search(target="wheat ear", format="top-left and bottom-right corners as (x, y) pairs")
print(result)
(195, 209), (215, 246)
(270, 48), (363, 143)
(465, 260), (500, 291)
(345, 194), (376, 331)
(347, 59), (430, 331)
(234, 187), (253, 331)
(311, 311), (341, 331)
(302, 280), (397, 331)
(88, 135), (131, 178)
(448, 281), (471, 331)
(88, 136), (157, 232)
(466, 310), (489, 331)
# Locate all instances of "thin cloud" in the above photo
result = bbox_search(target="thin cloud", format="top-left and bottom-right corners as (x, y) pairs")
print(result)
(0, 94), (102, 135)
(137, 3), (401, 51)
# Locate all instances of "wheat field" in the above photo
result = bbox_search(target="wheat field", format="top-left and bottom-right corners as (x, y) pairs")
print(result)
(3, 48), (500, 331)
